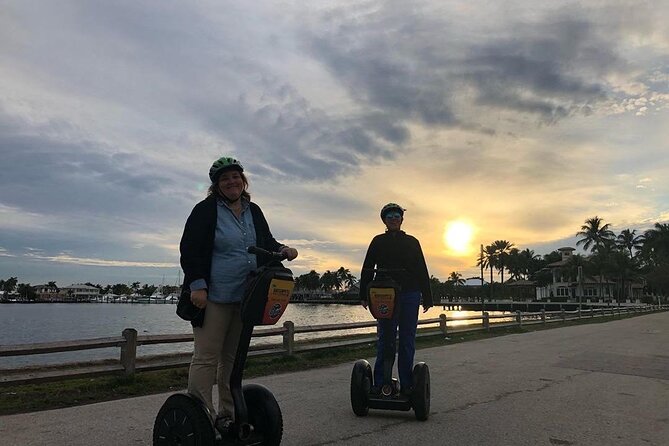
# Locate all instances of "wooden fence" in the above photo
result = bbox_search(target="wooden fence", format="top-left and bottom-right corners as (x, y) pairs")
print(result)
(1, 304), (667, 386)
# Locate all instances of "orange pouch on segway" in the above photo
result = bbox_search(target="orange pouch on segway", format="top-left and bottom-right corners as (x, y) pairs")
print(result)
(261, 278), (294, 325)
(368, 287), (396, 319)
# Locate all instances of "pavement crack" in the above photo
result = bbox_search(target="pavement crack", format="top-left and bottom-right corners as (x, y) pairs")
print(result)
(305, 419), (414, 445)
(441, 371), (590, 415)
(549, 438), (575, 445)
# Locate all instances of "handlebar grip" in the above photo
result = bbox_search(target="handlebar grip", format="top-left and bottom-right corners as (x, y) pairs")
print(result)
(247, 246), (287, 260)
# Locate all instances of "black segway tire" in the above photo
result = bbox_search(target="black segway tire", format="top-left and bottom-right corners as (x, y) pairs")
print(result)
(153, 393), (216, 446)
(350, 359), (372, 416)
(412, 362), (431, 421)
(243, 383), (283, 446)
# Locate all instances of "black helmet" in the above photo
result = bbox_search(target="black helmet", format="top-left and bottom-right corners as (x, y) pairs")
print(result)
(380, 202), (405, 220)
(209, 156), (244, 182)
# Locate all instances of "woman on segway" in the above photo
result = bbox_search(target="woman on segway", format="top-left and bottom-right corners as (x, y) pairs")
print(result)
(178, 156), (298, 432)
(359, 202), (433, 397)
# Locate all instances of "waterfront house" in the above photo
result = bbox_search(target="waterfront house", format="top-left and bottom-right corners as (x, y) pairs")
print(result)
(505, 279), (537, 301)
(33, 284), (60, 301)
(535, 247), (643, 302)
(59, 284), (100, 302)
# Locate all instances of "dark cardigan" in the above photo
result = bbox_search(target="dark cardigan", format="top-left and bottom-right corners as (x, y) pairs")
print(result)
(178, 196), (285, 327)
(359, 230), (433, 307)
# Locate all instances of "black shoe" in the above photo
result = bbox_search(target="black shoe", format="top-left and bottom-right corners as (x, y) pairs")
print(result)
(215, 416), (234, 435)
(370, 385), (381, 396)
(400, 386), (413, 398)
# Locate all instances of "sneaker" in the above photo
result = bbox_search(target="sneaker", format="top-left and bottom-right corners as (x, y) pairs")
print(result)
(215, 416), (234, 435)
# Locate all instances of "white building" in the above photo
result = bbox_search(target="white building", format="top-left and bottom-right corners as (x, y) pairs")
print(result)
(535, 247), (642, 301)
(59, 284), (100, 301)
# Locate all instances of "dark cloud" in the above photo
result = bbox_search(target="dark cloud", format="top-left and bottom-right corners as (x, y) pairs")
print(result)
(194, 79), (400, 181)
(302, 4), (636, 129)
(0, 110), (194, 267)
(463, 18), (614, 123)
(0, 132), (178, 216)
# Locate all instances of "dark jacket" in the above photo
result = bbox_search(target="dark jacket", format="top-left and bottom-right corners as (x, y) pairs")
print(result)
(179, 196), (285, 326)
(359, 230), (433, 307)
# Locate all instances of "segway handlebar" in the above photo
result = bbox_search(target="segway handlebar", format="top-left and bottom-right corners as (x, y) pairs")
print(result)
(247, 245), (288, 260)
(362, 267), (406, 273)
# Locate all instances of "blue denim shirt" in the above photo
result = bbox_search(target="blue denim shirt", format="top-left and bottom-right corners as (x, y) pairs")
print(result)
(189, 198), (257, 303)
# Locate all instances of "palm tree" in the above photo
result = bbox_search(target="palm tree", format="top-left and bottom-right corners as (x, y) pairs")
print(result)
(505, 248), (523, 281)
(589, 243), (616, 301)
(319, 270), (341, 293)
(607, 250), (639, 300)
(492, 240), (514, 284)
(1, 276), (18, 294)
(429, 276), (448, 300)
(505, 248), (540, 281)
(130, 282), (141, 295)
(520, 248), (542, 279)
(640, 223), (669, 266)
(447, 271), (465, 286)
(476, 244), (498, 300)
(616, 229), (643, 258)
(297, 270), (321, 293)
(336, 267), (356, 291)
(576, 216), (614, 253)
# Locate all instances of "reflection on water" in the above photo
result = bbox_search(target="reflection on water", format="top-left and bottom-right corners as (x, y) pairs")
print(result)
(0, 303), (506, 368)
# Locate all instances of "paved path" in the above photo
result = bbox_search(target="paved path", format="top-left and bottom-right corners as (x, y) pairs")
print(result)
(2, 312), (668, 446)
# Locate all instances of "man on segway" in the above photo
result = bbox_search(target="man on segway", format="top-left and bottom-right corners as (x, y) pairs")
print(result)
(359, 203), (433, 398)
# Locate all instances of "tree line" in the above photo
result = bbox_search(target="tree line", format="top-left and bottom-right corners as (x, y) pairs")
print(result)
(463, 217), (669, 301)
(0, 268), (362, 301)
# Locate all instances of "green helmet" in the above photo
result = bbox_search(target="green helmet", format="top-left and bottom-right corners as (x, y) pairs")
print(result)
(209, 156), (244, 182)
(380, 202), (405, 220)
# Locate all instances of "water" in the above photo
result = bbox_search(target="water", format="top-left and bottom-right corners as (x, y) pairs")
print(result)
(0, 303), (492, 369)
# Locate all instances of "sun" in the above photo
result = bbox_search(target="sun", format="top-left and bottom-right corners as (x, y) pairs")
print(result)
(443, 221), (474, 255)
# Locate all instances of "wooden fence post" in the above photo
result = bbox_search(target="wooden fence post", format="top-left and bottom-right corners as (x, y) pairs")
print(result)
(541, 309), (546, 324)
(516, 310), (522, 327)
(283, 320), (295, 356)
(561, 309), (566, 322)
(439, 314), (448, 336)
(120, 328), (137, 376)
(483, 312), (489, 331)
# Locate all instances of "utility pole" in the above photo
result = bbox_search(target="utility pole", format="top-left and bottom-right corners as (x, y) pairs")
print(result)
(578, 265), (583, 311)
(480, 244), (485, 312)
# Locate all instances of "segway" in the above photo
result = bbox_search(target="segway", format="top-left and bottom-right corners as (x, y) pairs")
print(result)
(350, 269), (430, 421)
(153, 246), (295, 445)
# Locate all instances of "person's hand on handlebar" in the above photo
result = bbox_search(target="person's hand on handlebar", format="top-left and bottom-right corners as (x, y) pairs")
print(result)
(190, 289), (208, 309)
(280, 246), (299, 261)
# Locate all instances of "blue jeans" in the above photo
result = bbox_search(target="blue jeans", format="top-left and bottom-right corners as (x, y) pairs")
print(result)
(373, 290), (420, 389)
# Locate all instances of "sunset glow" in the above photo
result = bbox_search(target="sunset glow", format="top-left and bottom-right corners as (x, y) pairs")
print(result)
(444, 221), (474, 255)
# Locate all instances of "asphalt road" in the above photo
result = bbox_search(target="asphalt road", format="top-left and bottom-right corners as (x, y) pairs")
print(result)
(2, 312), (668, 446)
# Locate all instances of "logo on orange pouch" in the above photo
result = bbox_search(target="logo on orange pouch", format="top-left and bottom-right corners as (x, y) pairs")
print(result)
(268, 303), (283, 319)
(271, 286), (291, 297)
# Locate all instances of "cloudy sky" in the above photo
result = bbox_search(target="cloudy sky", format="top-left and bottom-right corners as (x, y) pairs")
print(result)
(1, 0), (668, 287)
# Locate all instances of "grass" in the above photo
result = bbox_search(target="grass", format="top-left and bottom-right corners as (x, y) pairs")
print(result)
(0, 311), (650, 416)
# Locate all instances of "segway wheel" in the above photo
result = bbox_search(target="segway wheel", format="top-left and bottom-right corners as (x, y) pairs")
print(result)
(412, 362), (430, 421)
(350, 359), (372, 416)
(153, 393), (216, 446)
(243, 383), (283, 446)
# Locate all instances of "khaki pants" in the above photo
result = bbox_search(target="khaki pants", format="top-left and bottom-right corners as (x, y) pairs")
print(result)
(188, 301), (242, 419)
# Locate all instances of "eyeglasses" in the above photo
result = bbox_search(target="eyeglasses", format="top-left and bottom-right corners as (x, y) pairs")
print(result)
(384, 212), (402, 220)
